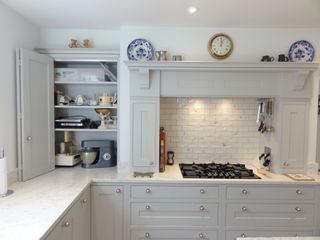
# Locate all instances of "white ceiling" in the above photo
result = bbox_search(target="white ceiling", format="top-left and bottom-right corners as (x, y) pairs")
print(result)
(2, 0), (320, 29)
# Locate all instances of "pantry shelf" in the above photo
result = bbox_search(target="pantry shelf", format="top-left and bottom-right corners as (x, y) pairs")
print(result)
(55, 128), (117, 132)
(54, 105), (118, 109)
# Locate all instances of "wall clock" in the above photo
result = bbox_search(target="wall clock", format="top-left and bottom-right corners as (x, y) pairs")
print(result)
(208, 33), (233, 60)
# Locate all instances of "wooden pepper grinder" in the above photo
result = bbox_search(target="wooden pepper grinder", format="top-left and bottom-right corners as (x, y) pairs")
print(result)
(159, 127), (166, 172)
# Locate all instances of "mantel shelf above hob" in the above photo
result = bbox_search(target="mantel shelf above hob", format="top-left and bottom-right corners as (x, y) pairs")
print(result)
(126, 61), (319, 93)
(125, 61), (319, 71)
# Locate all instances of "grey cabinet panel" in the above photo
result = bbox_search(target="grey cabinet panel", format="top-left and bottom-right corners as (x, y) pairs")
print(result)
(16, 48), (54, 181)
(280, 102), (308, 171)
(73, 188), (91, 240)
(131, 202), (219, 226)
(226, 186), (315, 201)
(131, 229), (218, 240)
(91, 185), (124, 240)
(226, 230), (314, 240)
(131, 99), (159, 172)
(131, 185), (219, 201)
(226, 203), (315, 227)
(45, 188), (90, 240)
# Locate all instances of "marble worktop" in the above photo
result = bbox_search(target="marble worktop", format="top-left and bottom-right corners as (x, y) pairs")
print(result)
(0, 164), (319, 240)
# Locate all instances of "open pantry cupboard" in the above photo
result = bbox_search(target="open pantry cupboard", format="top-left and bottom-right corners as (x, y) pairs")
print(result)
(16, 48), (120, 181)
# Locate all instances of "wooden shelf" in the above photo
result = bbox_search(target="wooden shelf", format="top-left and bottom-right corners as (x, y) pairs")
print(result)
(55, 128), (117, 132)
(55, 105), (118, 109)
(54, 81), (117, 85)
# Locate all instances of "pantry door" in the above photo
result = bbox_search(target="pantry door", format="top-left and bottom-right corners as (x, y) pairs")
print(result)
(16, 48), (55, 181)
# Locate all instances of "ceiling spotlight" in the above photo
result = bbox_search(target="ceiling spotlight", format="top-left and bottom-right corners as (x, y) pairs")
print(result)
(188, 7), (198, 14)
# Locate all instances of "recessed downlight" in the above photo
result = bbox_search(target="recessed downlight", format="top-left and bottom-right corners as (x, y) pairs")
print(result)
(188, 7), (198, 14)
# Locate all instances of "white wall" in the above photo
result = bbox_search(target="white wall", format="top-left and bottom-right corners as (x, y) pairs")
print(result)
(0, 2), (39, 183)
(40, 26), (320, 172)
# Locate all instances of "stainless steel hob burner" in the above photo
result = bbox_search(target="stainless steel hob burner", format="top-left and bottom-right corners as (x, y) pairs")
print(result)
(179, 162), (261, 179)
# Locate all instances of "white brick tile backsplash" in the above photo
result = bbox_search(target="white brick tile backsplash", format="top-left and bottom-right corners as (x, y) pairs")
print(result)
(160, 97), (260, 163)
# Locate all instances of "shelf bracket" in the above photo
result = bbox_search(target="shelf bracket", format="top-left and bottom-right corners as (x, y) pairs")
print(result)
(293, 70), (311, 91)
(138, 68), (150, 89)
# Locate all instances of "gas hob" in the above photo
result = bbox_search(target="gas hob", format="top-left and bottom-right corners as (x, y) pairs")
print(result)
(179, 162), (261, 179)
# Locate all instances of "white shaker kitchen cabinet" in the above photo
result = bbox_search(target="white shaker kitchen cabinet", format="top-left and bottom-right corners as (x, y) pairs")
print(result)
(72, 188), (91, 240)
(131, 98), (159, 172)
(16, 48), (55, 181)
(91, 185), (124, 240)
(280, 102), (308, 172)
(45, 187), (91, 240)
(131, 229), (219, 240)
(45, 214), (74, 240)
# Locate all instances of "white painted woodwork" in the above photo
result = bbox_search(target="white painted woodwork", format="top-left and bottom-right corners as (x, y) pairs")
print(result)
(73, 188), (91, 240)
(45, 213), (74, 240)
(127, 61), (319, 172)
(226, 203), (314, 227)
(131, 98), (159, 172)
(226, 186), (315, 200)
(36, 48), (119, 62)
(280, 102), (308, 171)
(130, 70), (160, 97)
(91, 185), (124, 240)
(16, 48), (55, 181)
(130, 185), (219, 201)
(45, 187), (91, 240)
(131, 202), (219, 226)
(226, 230), (314, 240)
(131, 229), (219, 240)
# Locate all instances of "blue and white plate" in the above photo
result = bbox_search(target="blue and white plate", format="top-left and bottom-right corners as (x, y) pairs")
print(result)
(127, 38), (154, 61)
(288, 40), (315, 62)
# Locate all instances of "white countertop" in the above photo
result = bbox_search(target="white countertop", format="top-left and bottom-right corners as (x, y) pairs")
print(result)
(1, 164), (319, 240)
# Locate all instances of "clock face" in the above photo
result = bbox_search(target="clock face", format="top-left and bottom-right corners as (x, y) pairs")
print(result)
(208, 34), (233, 59)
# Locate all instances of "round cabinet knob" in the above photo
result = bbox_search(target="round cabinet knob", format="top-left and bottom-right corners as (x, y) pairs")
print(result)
(295, 207), (302, 212)
(296, 189), (302, 195)
(199, 233), (205, 239)
(241, 206), (247, 212)
(26, 136), (32, 141)
(116, 188), (121, 193)
(282, 162), (289, 167)
(82, 199), (87, 204)
(63, 221), (70, 227)
(150, 162), (154, 166)
(199, 206), (205, 211)
(145, 188), (151, 193)
(145, 232), (150, 238)
(200, 189), (205, 194)
(146, 205), (151, 210)
(242, 189), (248, 195)
(240, 233), (247, 238)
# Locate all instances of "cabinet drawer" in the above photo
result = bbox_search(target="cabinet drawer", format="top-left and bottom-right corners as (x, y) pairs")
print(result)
(226, 186), (315, 201)
(226, 203), (314, 227)
(226, 230), (314, 240)
(131, 202), (218, 226)
(131, 185), (219, 200)
(131, 229), (218, 240)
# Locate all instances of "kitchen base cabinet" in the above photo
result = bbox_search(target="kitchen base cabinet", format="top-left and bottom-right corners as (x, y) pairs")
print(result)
(226, 203), (315, 227)
(131, 229), (219, 240)
(45, 187), (90, 240)
(91, 185), (124, 240)
(226, 230), (315, 240)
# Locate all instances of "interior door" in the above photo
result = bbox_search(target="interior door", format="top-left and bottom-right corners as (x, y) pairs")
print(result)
(16, 48), (54, 181)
